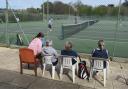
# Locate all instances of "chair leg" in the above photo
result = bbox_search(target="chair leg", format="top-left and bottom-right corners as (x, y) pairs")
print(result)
(72, 65), (75, 83)
(52, 66), (55, 79)
(42, 64), (46, 76)
(20, 62), (23, 74)
(90, 61), (93, 79)
(60, 65), (63, 79)
(103, 69), (106, 87)
(90, 67), (93, 79)
(28, 64), (30, 69)
(34, 64), (37, 76)
(76, 63), (78, 75)
(106, 62), (109, 79)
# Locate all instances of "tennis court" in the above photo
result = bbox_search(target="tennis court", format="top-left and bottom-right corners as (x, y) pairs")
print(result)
(0, 18), (128, 58)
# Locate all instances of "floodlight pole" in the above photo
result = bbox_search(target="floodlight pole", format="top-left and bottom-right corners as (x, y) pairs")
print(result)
(74, 10), (77, 24)
(47, 0), (49, 21)
(68, 2), (72, 19)
(112, 0), (122, 58)
(42, 0), (45, 21)
(5, 0), (9, 46)
(77, 0), (80, 17)
(74, 5), (78, 24)
(69, 4), (71, 18)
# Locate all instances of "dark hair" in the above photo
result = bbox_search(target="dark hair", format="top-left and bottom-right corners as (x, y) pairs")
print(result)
(36, 32), (44, 38)
(98, 40), (105, 47)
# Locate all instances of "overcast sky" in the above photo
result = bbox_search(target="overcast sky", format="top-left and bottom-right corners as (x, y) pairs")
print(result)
(0, 0), (125, 9)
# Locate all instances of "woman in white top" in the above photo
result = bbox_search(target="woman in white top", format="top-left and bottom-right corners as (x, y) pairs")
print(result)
(42, 40), (58, 66)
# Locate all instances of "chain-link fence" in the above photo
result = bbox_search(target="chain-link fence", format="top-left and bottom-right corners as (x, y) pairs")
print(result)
(0, 0), (128, 59)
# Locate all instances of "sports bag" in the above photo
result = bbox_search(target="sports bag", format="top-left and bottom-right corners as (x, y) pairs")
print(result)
(78, 61), (89, 80)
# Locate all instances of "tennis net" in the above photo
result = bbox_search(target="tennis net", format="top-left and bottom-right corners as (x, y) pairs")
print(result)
(60, 20), (98, 39)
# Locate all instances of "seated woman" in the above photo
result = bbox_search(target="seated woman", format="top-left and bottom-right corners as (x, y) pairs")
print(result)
(61, 41), (80, 65)
(28, 32), (44, 69)
(42, 40), (58, 66)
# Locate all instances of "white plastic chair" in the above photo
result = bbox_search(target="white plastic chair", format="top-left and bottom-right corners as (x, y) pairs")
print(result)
(90, 57), (109, 87)
(60, 56), (78, 83)
(42, 55), (56, 79)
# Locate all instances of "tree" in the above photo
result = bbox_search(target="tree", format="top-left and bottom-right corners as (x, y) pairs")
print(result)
(107, 4), (115, 16)
(93, 5), (107, 16)
(77, 5), (92, 16)
(41, 2), (54, 14)
(122, 0), (128, 6)
(26, 7), (38, 13)
(53, 1), (69, 14)
(120, 6), (128, 16)
(108, 4), (114, 7)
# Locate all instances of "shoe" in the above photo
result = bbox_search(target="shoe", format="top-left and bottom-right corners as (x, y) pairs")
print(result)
(93, 70), (98, 75)
(93, 71), (99, 77)
(96, 71), (99, 75)
(86, 77), (89, 82)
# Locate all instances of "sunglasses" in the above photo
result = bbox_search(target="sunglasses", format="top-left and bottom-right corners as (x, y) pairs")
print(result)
(98, 44), (104, 46)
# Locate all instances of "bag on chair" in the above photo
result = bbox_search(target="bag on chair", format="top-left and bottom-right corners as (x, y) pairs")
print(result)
(78, 61), (89, 80)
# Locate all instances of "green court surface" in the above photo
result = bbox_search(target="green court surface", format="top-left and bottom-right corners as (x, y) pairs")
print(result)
(0, 19), (128, 58)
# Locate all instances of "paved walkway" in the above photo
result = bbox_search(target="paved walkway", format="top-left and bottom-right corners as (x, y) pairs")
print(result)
(0, 69), (92, 89)
(0, 47), (128, 89)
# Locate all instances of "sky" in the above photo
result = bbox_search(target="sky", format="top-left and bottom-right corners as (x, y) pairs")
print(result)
(0, 0), (125, 9)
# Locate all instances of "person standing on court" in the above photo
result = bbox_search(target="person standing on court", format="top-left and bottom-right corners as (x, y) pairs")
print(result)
(48, 18), (53, 32)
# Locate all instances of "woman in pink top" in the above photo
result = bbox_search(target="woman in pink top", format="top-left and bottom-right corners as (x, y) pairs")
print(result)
(28, 32), (44, 69)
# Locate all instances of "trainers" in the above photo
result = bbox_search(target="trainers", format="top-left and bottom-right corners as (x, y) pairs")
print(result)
(96, 71), (99, 75)
(93, 71), (98, 76)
